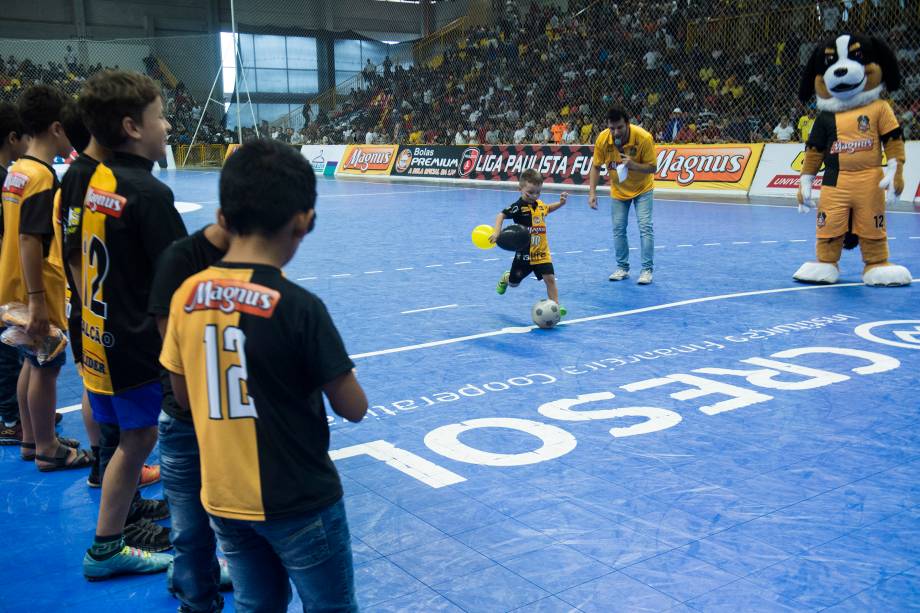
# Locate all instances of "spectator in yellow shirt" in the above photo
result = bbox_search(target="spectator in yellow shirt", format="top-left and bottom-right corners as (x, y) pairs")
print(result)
(798, 107), (816, 142)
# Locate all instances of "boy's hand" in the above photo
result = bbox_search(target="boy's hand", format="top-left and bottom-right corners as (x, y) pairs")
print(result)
(26, 295), (50, 338)
(559, 192), (569, 205)
(588, 192), (598, 209)
(489, 231), (499, 243)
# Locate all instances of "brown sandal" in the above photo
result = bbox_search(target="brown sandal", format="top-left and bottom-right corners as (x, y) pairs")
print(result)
(20, 436), (81, 461)
(34, 446), (94, 472)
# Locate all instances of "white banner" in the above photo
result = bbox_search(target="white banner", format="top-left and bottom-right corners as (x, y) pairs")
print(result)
(301, 145), (347, 177)
(750, 141), (920, 203)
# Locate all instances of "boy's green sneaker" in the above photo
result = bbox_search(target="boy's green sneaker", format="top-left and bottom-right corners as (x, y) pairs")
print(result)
(559, 305), (567, 317)
(83, 545), (172, 581)
(496, 271), (510, 295)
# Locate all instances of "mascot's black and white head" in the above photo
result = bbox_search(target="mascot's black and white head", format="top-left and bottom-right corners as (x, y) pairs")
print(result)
(799, 34), (901, 113)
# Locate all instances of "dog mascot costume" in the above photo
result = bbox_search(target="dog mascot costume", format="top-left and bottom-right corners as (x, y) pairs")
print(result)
(795, 33), (911, 286)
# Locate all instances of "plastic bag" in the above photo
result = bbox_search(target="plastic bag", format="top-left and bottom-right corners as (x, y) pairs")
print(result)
(0, 302), (68, 365)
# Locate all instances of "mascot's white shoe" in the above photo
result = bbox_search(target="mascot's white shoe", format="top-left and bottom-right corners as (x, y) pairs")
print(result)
(863, 265), (912, 287)
(793, 262), (839, 284)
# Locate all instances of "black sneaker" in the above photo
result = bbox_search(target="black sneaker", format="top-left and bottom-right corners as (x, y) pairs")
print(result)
(86, 454), (101, 488)
(124, 518), (172, 553)
(127, 498), (170, 523)
(0, 421), (22, 445)
(54, 412), (63, 425)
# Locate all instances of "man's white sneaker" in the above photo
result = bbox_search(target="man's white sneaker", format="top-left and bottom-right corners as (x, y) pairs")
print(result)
(637, 270), (653, 285)
(608, 268), (629, 281)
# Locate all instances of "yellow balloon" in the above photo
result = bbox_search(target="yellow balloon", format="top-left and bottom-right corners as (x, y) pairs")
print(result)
(471, 224), (496, 250)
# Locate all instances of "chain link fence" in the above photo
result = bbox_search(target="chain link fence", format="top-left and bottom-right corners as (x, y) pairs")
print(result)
(1, 0), (917, 164)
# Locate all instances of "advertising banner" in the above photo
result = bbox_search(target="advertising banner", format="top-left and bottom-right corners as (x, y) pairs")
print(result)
(453, 143), (763, 193)
(652, 144), (764, 192)
(301, 145), (347, 177)
(750, 142), (920, 202)
(392, 145), (473, 178)
(337, 145), (398, 175)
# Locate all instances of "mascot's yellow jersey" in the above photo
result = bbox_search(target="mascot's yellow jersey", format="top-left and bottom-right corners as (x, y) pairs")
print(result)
(806, 99), (899, 186)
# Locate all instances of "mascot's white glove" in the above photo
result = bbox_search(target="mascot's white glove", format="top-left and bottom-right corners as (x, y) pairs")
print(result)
(797, 175), (815, 213)
(616, 163), (629, 183)
(878, 160), (900, 206)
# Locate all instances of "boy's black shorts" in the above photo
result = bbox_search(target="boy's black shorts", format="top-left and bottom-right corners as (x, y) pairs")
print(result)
(510, 255), (554, 284)
(67, 305), (82, 365)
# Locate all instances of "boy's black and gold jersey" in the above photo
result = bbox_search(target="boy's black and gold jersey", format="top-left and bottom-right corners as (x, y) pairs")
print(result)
(0, 156), (67, 329)
(67, 152), (187, 395)
(160, 262), (353, 521)
(502, 198), (552, 265)
(59, 154), (102, 362)
(0, 165), (7, 238)
(148, 227), (226, 422)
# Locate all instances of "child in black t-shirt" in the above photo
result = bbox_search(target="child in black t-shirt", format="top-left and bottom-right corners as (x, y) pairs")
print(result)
(490, 168), (568, 314)
(160, 139), (367, 610)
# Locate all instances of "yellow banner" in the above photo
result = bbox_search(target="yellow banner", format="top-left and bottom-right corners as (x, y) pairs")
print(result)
(337, 145), (399, 175)
(653, 143), (765, 191)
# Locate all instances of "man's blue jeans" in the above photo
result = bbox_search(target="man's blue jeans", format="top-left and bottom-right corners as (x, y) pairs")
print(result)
(611, 189), (655, 272)
(158, 412), (223, 612)
(209, 498), (357, 613)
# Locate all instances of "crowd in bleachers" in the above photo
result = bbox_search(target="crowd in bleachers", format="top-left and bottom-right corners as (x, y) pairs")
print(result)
(0, 51), (234, 146)
(300, 0), (919, 147)
(1, 1), (917, 149)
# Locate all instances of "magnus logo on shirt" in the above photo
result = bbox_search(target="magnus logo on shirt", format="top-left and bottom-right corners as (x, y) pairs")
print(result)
(85, 187), (128, 218)
(829, 139), (873, 155)
(3, 172), (29, 197)
(184, 279), (280, 318)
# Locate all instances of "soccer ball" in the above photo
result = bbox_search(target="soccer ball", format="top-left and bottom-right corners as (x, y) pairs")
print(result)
(532, 299), (561, 329)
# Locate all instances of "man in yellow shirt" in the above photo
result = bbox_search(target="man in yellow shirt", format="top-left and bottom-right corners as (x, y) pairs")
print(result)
(589, 108), (657, 284)
(798, 106), (816, 142)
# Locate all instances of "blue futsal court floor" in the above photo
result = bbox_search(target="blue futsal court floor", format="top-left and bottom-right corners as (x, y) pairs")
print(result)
(2, 170), (919, 612)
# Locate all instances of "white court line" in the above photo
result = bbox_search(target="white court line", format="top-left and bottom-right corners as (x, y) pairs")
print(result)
(761, 240), (778, 244)
(677, 244), (694, 248)
(331, 273), (352, 278)
(703, 243), (721, 246)
(564, 250), (583, 254)
(349, 280), (909, 359)
(321, 188), (469, 199)
(364, 270), (384, 274)
(483, 258), (499, 262)
(593, 248), (609, 252)
(425, 264), (444, 268)
(396, 267), (414, 271)
(789, 239), (808, 243)
(911, 236), (920, 239)
(400, 304), (459, 315)
(454, 261), (471, 265)
(732, 241), (751, 245)
(58, 403), (82, 414)
(654, 245), (666, 249)
(297, 276), (318, 281)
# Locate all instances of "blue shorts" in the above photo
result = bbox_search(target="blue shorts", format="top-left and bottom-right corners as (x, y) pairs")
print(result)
(20, 348), (66, 369)
(89, 381), (163, 430)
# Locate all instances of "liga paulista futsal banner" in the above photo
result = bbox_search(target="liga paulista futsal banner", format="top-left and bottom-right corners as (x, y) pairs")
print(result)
(337, 144), (399, 175)
(383, 143), (764, 192)
(749, 141), (920, 202)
